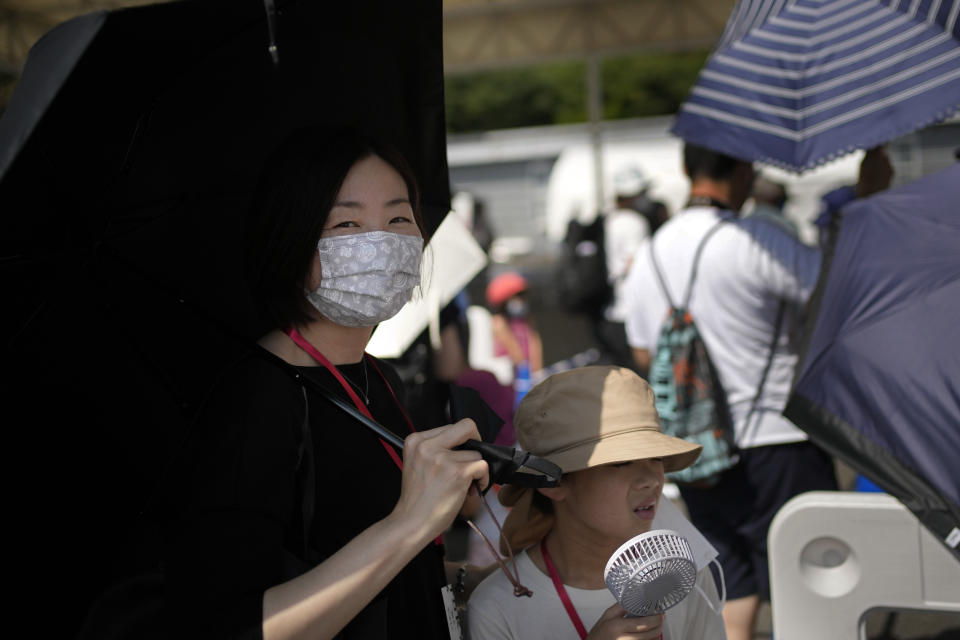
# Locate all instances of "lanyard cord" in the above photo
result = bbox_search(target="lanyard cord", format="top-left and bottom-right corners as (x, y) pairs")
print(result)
(284, 327), (444, 547)
(465, 486), (532, 598)
(285, 327), (406, 469)
(541, 538), (589, 640)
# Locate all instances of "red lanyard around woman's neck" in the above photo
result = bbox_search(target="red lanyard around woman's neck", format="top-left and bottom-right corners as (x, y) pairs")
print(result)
(284, 326), (411, 470)
(541, 537), (589, 640)
(285, 327), (445, 548)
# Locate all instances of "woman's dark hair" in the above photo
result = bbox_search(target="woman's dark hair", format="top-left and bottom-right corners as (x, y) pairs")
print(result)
(245, 126), (427, 332)
(683, 143), (743, 181)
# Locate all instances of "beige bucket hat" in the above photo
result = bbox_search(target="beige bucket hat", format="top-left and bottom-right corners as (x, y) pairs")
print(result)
(497, 365), (702, 553)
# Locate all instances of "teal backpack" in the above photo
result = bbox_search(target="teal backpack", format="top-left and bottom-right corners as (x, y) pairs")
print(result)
(647, 219), (785, 486)
(647, 221), (737, 486)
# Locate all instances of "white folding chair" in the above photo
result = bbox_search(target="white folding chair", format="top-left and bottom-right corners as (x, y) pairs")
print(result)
(768, 491), (960, 640)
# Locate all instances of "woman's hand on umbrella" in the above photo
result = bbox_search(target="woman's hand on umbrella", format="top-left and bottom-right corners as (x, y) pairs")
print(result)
(390, 419), (489, 544)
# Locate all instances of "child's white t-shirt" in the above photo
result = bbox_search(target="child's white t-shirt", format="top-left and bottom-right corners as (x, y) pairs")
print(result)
(467, 549), (725, 640)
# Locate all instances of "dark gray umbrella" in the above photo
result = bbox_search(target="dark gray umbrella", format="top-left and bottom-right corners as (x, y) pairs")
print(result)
(785, 163), (960, 562)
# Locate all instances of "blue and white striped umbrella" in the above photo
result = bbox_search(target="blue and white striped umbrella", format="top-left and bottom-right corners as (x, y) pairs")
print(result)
(671, 0), (960, 172)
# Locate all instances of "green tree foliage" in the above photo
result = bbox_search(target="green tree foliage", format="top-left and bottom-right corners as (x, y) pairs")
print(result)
(445, 51), (709, 133)
(445, 62), (587, 133)
(602, 51), (710, 120)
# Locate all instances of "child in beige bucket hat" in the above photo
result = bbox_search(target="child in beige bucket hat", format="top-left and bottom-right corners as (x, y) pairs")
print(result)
(467, 366), (726, 640)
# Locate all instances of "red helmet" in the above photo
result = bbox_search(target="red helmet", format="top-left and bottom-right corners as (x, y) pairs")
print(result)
(486, 272), (528, 307)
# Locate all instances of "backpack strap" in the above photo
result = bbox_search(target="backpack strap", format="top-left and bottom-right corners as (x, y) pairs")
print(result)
(649, 218), (726, 311)
(739, 300), (787, 446)
(683, 220), (726, 309)
(648, 238), (676, 310)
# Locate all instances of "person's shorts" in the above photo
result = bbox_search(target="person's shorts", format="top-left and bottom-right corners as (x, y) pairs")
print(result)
(678, 440), (837, 601)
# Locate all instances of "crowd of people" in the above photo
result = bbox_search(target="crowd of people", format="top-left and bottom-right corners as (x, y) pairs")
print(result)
(428, 141), (891, 640)
(66, 115), (897, 640)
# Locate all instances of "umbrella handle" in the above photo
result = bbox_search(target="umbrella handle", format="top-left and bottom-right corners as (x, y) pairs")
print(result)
(298, 376), (405, 448)
(305, 377), (562, 487)
(456, 440), (562, 488)
(263, 0), (280, 66)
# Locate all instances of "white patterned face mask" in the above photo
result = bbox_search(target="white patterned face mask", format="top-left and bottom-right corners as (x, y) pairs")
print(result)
(306, 230), (423, 327)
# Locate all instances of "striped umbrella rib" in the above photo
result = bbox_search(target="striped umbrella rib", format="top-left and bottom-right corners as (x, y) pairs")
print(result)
(733, 18), (922, 61)
(798, 67), (960, 137)
(690, 87), (801, 119)
(758, 46), (953, 103)
(716, 29), (946, 78)
(679, 103), (806, 141)
(683, 66), (960, 142)
(693, 54), (960, 125)
(699, 69), (796, 97)
(750, 10), (910, 47)
(949, 0), (960, 29)
(675, 0), (960, 171)
(769, 2), (875, 31)
(702, 46), (960, 102)
(720, 0), (788, 46)
(786, 0), (866, 17)
(742, 0), (956, 52)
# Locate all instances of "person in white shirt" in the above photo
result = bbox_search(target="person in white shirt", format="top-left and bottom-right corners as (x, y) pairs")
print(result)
(468, 366), (727, 640)
(622, 143), (838, 640)
(594, 167), (653, 372)
(604, 167), (653, 322)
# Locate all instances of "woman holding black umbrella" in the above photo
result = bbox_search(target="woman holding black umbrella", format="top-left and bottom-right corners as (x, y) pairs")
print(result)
(163, 127), (488, 639)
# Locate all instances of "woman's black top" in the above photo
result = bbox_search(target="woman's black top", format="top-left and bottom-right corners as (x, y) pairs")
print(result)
(163, 351), (449, 639)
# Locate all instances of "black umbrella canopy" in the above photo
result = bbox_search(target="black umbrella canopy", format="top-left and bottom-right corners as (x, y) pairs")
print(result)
(1, 0), (449, 631)
(3, 0), (451, 401)
(2, 0), (450, 334)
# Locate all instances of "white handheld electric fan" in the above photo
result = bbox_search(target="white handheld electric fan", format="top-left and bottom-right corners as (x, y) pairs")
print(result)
(603, 529), (698, 616)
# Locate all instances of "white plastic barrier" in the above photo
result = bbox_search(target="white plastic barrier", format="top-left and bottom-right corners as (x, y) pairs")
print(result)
(768, 491), (960, 640)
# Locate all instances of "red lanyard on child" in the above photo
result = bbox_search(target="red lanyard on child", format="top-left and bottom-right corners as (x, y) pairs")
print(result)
(285, 327), (411, 469)
(541, 537), (589, 640)
(542, 538), (664, 640)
